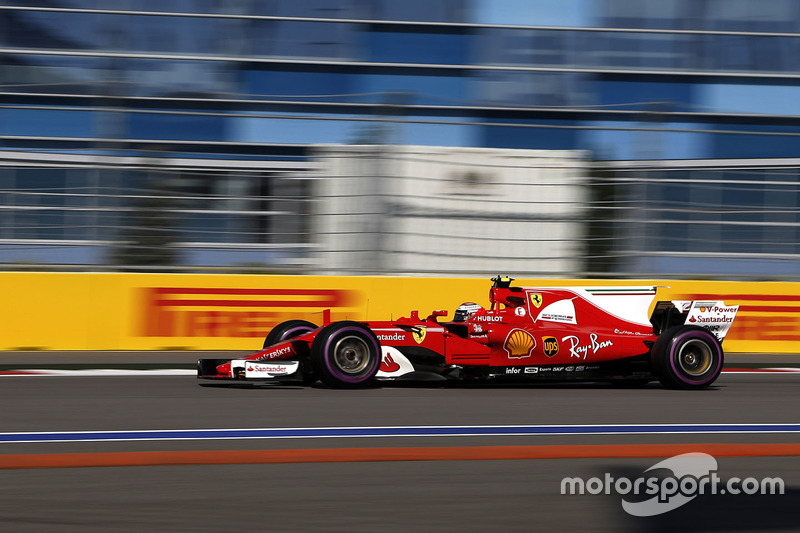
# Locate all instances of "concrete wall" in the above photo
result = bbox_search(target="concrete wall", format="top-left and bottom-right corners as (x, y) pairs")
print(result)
(310, 145), (590, 275)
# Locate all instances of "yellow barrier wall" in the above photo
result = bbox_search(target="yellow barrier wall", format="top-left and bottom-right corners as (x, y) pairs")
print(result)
(1, 273), (798, 353)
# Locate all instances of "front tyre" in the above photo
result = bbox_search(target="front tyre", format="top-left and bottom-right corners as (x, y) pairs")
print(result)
(263, 320), (317, 349)
(651, 325), (723, 389)
(311, 321), (381, 388)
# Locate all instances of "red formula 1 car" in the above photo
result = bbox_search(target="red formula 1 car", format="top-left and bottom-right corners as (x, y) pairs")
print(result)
(197, 276), (739, 390)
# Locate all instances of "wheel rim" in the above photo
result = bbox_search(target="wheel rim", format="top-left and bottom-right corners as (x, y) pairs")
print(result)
(677, 339), (713, 376)
(333, 335), (371, 374)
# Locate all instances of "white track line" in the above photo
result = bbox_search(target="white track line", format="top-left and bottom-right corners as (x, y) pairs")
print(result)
(0, 369), (196, 376)
(0, 368), (797, 377)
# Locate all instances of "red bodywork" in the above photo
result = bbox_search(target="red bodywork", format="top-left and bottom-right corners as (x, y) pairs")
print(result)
(213, 285), (658, 378)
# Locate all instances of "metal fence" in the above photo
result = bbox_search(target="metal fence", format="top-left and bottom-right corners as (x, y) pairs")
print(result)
(606, 162), (800, 279)
(0, 152), (317, 273)
(1, 147), (799, 279)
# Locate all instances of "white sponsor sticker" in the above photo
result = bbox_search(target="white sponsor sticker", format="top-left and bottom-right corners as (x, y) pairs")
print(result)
(376, 347), (415, 378)
(684, 301), (739, 340)
(562, 334), (613, 361)
(536, 299), (577, 325)
(238, 360), (300, 378)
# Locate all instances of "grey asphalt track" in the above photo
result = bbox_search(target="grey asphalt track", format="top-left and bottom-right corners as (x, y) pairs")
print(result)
(0, 352), (797, 532)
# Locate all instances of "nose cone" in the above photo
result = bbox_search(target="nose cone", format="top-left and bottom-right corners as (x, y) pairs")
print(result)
(216, 362), (232, 376)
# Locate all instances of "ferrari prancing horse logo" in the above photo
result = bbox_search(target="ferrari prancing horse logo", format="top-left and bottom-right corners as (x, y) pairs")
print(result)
(411, 326), (426, 344)
(530, 293), (543, 308)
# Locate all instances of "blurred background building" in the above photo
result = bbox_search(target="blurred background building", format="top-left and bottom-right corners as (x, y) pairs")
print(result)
(1, 0), (799, 278)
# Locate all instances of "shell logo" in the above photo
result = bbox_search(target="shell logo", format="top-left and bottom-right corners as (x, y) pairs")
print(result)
(503, 329), (536, 359)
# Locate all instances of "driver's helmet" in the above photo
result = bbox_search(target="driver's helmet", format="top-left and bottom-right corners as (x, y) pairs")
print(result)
(453, 302), (484, 322)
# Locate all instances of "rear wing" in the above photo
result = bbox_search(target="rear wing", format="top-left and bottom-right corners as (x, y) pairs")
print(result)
(651, 300), (739, 342)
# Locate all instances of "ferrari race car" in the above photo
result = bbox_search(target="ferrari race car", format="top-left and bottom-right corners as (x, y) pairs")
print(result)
(197, 276), (739, 390)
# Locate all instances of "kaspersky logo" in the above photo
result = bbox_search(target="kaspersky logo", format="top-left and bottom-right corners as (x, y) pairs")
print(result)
(140, 287), (355, 338)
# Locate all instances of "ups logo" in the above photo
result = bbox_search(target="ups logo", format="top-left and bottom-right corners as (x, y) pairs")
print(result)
(542, 336), (559, 357)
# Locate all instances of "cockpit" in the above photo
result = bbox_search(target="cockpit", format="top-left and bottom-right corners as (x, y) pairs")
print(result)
(453, 302), (484, 322)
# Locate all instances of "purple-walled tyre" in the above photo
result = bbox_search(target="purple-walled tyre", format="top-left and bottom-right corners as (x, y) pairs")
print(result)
(651, 325), (724, 389)
(263, 320), (317, 349)
(310, 321), (381, 388)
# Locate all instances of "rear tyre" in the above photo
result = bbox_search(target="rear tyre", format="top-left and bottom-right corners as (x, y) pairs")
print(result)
(310, 321), (381, 388)
(263, 320), (317, 349)
(651, 325), (723, 390)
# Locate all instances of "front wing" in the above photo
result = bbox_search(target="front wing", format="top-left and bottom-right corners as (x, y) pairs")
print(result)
(197, 358), (303, 382)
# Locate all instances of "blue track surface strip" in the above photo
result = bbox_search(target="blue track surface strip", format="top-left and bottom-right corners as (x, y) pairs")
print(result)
(1, 424), (800, 443)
